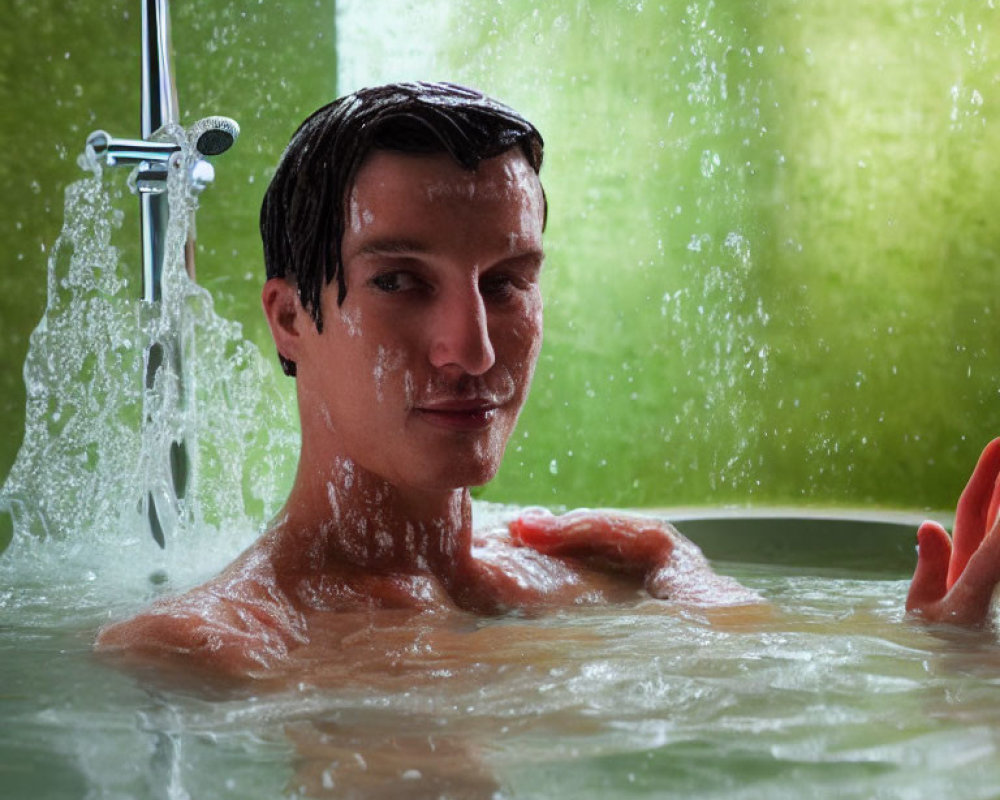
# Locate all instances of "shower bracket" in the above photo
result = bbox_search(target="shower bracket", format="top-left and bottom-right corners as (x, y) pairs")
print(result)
(85, 128), (220, 197)
(79, 0), (239, 552)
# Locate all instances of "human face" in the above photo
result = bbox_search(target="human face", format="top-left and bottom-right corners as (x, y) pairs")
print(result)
(294, 149), (545, 495)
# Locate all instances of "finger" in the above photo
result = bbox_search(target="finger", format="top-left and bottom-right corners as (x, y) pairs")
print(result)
(949, 437), (1000, 588)
(510, 508), (619, 554)
(906, 521), (952, 613)
(510, 509), (672, 565)
(944, 513), (1000, 625)
(988, 467), (1000, 534)
(508, 507), (564, 549)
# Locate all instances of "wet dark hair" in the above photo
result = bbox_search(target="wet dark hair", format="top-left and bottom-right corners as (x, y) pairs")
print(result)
(259, 81), (545, 376)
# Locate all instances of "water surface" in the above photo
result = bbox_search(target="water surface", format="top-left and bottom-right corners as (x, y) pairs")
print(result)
(4, 540), (1000, 800)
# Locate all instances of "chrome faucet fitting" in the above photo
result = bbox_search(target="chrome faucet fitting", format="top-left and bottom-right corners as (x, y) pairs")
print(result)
(82, 0), (238, 551)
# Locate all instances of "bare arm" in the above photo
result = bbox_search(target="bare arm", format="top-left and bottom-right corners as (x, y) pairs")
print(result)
(95, 572), (307, 676)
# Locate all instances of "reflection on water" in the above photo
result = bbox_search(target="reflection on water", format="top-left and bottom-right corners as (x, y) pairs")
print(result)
(4, 555), (1000, 799)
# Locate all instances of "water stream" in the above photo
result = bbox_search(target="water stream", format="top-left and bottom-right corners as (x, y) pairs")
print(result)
(0, 132), (296, 583)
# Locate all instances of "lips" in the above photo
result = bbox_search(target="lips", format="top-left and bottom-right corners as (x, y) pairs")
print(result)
(413, 399), (502, 431)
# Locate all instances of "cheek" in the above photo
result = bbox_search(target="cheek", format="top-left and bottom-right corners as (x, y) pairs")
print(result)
(332, 301), (415, 397)
(519, 294), (544, 357)
(371, 345), (410, 403)
(497, 297), (543, 377)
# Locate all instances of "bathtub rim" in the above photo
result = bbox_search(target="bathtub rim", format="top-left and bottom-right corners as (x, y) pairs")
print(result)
(646, 506), (951, 578)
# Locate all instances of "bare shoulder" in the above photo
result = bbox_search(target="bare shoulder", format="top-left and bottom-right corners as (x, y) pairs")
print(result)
(499, 507), (764, 608)
(467, 520), (641, 608)
(95, 547), (307, 676)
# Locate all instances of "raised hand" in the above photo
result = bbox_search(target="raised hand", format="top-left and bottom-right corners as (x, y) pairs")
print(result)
(907, 438), (1000, 626)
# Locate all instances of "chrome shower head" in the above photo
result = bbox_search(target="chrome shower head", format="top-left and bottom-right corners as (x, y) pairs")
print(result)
(187, 116), (240, 157)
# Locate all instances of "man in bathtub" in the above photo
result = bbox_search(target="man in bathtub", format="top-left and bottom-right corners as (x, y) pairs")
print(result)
(96, 82), (1000, 677)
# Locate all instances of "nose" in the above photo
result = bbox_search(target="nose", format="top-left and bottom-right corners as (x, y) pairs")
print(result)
(428, 285), (496, 376)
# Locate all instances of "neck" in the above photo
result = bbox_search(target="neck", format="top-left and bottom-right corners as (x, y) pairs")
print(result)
(276, 454), (475, 578)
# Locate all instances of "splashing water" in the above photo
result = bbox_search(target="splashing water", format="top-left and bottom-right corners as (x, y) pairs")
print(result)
(0, 130), (297, 585)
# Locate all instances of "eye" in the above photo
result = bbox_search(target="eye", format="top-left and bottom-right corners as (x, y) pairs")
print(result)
(480, 272), (517, 299)
(480, 260), (542, 301)
(369, 271), (423, 293)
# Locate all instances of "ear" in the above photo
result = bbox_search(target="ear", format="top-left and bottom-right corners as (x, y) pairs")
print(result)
(261, 278), (309, 370)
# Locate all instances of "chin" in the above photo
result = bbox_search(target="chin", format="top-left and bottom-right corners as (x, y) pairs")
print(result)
(416, 453), (502, 492)
(403, 427), (511, 490)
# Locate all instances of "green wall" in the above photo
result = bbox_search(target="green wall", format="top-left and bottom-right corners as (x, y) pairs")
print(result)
(2, 1), (998, 517)
(399, 0), (1000, 510)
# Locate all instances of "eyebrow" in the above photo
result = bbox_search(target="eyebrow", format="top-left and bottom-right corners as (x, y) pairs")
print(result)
(351, 237), (545, 263)
(352, 238), (430, 258)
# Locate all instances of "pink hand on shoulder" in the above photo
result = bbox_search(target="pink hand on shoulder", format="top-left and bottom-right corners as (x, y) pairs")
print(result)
(509, 507), (762, 607)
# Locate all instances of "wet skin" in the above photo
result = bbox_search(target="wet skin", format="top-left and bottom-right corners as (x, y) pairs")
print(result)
(95, 149), (758, 678)
(907, 437), (1000, 626)
(95, 149), (1000, 679)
